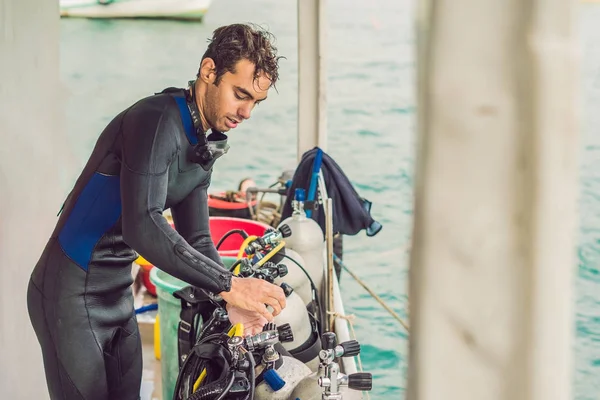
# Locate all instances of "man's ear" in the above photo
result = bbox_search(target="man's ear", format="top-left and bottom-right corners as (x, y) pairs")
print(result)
(198, 58), (216, 84)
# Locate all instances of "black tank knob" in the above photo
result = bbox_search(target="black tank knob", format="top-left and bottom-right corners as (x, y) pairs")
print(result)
(277, 323), (294, 343)
(348, 372), (372, 391)
(280, 282), (294, 297)
(244, 245), (256, 256)
(278, 224), (292, 238)
(321, 332), (337, 350)
(276, 263), (288, 278)
(239, 263), (254, 278)
(340, 340), (361, 357)
(262, 322), (277, 332)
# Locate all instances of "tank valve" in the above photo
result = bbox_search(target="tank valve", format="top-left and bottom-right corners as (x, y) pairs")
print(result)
(340, 340), (361, 357)
(244, 323), (293, 352)
(347, 372), (373, 391)
(319, 335), (360, 364)
(292, 188), (306, 216)
(278, 223), (292, 238)
(244, 225), (292, 255)
(280, 282), (294, 297)
(227, 336), (244, 367)
(254, 262), (288, 283)
(276, 323), (294, 343)
(317, 332), (373, 399)
(322, 332), (337, 350)
(262, 322), (277, 332)
(275, 263), (288, 278)
(244, 330), (279, 352)
(237, 261), (288, 283)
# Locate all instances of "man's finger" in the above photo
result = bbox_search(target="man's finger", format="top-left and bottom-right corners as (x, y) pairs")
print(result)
(265, 297), (282, 317)
(271, 285), (287, 308)
(268, 289), (287, 313)
(254, 303), (274, 322)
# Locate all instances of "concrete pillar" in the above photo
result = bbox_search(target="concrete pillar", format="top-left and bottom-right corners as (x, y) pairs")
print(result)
(407, 0), (578, 399)
(297, 0), (327, 161)
(0, 1), (68, 398)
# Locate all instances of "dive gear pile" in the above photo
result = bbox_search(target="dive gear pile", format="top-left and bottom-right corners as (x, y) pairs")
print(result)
(171, 201), (374, 399)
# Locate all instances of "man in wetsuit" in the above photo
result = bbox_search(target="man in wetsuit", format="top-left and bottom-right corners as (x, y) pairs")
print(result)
(27, 24), (286, 400)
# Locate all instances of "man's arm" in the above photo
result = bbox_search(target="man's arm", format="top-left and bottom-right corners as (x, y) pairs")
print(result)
(119, 104), (232, 294)
(170, 179), (224, 268)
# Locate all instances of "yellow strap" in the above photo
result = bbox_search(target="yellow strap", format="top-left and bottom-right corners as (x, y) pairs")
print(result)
(255, 240), (285, 267)
(192, 369), (207, 392)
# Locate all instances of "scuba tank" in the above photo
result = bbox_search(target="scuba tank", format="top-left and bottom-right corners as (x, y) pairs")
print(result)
(273, 248), (313, 306)
(252, 323), (313, 400)
(238, 260), (323, 372)
(273, 283), (321, 372)
(277, 188), (325, 296)
(289, 332), (373, 400)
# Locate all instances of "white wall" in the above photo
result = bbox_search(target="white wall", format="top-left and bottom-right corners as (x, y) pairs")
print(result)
(407, 0), (579, 399)
(0, 1), (69, 398)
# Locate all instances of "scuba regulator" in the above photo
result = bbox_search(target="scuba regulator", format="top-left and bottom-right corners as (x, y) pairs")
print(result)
(184, 80), (230, 170)
(172, 321), (294, 400)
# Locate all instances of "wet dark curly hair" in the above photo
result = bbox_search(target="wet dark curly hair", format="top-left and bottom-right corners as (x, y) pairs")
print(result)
(199, 23), (283, 89)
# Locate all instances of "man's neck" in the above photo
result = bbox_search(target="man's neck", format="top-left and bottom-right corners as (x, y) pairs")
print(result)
(193, 80), (211, 134)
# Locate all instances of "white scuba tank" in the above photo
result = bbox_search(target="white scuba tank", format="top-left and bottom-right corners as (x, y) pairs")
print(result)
(290, 370), (372, 399)
(253, 355), (312, 400)
(277, 189), (325, 296)
(290, 332), (373, 399)
(271, 283), (321, 372)
(272, 284), (311, 352)
(274, 248), (313, 306)
(288, 372), (322, 400)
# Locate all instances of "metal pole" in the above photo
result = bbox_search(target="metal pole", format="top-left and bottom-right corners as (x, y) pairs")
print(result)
(297, 0), (328, 162)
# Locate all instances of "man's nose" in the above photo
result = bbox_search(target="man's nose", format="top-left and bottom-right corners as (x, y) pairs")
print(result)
(238, 103), (253, 120)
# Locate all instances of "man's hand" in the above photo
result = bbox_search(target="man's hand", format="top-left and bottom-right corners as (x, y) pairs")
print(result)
(226, 303), (268, 336)
(219, 276), (287, 322)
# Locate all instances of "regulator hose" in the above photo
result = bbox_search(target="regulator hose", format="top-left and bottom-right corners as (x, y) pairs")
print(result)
(216, 229), (249, 250)
(187, 371), (235, 400)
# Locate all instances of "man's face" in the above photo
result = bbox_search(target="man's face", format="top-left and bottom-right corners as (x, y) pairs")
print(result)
(203, 59), (271, 132)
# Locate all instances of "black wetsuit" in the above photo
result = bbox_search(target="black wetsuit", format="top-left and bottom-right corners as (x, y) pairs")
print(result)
(27, 87), (233, 400)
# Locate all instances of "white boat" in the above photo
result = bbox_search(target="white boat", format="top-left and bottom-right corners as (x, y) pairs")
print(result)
(59, 0), (212, 21)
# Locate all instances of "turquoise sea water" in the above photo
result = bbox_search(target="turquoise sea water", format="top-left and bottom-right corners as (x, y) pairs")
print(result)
(62, 1), (600, 399)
